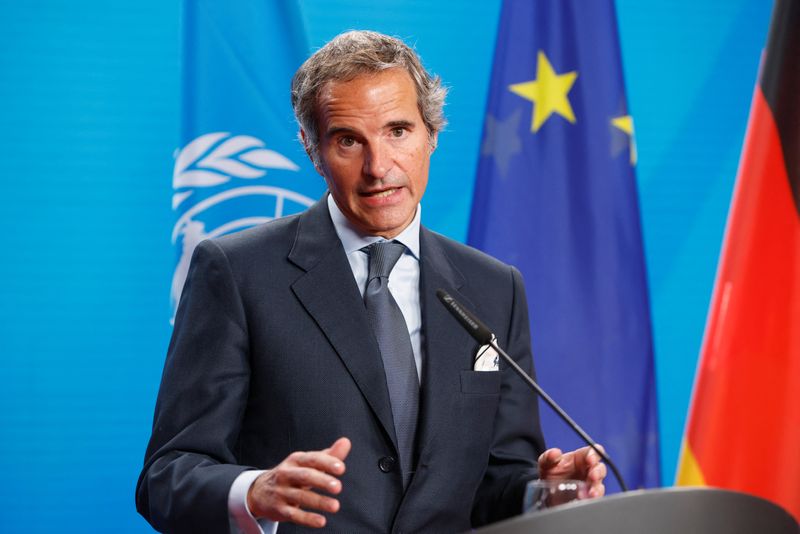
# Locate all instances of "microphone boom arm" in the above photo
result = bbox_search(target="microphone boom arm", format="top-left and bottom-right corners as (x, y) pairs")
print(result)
(486, 336), (629, 492)
(436, 288), (628, 492)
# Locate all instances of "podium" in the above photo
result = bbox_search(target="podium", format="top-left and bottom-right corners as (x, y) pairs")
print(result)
(473, 487), (799, 534)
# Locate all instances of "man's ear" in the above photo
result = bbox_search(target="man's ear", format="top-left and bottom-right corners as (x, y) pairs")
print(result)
(300, 129), (324, 176)
(429, 131), (439, 153)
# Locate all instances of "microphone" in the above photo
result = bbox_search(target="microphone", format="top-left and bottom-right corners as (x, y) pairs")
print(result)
(436, 289), (629, 492)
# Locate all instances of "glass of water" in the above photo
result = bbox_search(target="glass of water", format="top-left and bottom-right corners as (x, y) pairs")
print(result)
(523, 479), (589, 513)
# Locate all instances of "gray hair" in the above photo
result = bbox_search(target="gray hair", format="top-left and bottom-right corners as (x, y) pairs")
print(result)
(291, 30), (447, 165)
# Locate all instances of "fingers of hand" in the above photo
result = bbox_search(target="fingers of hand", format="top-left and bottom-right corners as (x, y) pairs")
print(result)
(283, 486), (340, 514)
(539, 453), (577, 481)
(277, 466), (342, 495)
(537, 448), (564, 469)
(276, 504), (328, 529)
(588, 482), (606, 498)
(581, 450), (606, 498)
(272, 486), (339, 529)
(289, 450), (346, 477)
(587, 443), (607, 463)
(566, 445), (599, 477)
(325, 437), (352, 462)
(587, 461), (607, 483)
(250, 441), (350, 526)
(250, 469), (341, 527)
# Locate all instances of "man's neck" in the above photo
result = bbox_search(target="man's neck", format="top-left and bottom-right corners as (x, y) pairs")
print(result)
(326, 194), (421, 258)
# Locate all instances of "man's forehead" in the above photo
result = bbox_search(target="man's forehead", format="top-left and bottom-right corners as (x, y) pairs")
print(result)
(317, 68), (416, 103)
(315, 69), (421, 130)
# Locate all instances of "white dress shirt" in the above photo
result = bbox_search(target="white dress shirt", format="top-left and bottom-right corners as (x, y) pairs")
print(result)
(228, 195), (424, 533)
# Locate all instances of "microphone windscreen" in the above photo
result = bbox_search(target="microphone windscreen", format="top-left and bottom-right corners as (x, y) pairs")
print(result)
(436, 289), (494, 345)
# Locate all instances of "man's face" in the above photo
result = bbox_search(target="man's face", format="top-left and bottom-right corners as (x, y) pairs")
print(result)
(309, 68), (436, 238)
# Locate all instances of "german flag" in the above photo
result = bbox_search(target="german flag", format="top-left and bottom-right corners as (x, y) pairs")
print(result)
(676, 0), (800, 522)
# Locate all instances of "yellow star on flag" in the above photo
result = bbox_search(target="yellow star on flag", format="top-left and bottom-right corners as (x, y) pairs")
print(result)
(611, 114), (637, 165)
(509, 51), (578, 133)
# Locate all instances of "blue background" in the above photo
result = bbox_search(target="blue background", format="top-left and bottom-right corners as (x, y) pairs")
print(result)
(0, 0), (771, 530)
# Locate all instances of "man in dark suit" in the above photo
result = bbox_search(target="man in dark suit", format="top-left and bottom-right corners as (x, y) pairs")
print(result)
(137, 30), (606, 533)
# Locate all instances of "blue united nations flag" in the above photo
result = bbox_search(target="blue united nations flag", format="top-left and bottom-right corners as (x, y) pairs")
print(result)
(171, 1), (323, 318)
(469, 0), (660, 492)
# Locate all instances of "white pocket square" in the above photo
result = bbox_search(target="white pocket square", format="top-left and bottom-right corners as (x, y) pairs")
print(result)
(474, 335), (499, 371)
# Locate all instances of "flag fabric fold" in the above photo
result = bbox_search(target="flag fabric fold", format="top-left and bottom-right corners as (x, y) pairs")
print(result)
(677, 0), (800, 521)
(468, 0), (660, 492)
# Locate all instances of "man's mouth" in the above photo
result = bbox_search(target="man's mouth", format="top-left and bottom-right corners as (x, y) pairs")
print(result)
(362, 187), (401, 198)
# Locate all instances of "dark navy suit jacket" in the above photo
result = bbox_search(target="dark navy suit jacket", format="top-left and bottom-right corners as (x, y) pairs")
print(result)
(136, 198), (545, 533)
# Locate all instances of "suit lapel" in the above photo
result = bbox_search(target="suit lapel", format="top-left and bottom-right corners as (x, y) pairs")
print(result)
(416, 228), (475, 460)
(288, 200), (398, 449)
(287, 206), (476, 464)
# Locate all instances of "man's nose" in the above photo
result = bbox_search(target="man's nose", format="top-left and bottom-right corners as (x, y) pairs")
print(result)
(363, 140), (391, 179)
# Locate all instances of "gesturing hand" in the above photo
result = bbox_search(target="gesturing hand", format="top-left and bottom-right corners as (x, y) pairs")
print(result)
(538, 445), (607, 498)
(247, 437), (352, 528)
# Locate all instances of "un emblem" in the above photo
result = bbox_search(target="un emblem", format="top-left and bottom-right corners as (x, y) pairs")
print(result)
(170, 132), (315, 320)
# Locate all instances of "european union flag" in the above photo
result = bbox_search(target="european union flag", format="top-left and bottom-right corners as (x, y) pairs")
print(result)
(171, 1), (324, 318)
(469, 0), (660, 492)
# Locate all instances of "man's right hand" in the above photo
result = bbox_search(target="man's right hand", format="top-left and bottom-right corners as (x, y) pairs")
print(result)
(246, 437), (352, 529)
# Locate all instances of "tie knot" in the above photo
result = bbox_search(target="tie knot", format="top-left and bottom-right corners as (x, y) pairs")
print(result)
(364, 241), (406, 281)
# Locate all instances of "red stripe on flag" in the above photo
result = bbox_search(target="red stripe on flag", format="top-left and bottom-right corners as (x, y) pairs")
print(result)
(683, 83), (800, 521)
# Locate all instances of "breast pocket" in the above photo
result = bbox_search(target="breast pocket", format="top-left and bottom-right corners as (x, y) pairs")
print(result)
(460, 369), (502, 395)
(454, 370), (503, 461)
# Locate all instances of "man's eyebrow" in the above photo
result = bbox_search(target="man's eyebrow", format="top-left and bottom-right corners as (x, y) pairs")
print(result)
(325, 125), (358, 138)
(385, 120), (415, 129)
(325, 120), (416, 138)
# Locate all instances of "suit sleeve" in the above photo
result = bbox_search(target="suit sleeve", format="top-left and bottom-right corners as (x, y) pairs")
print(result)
(471, 266), (545, 525)
(136, 239), (255, 533)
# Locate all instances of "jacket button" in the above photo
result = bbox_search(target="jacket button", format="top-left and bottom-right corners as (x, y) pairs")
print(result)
(378, 456), (396, 473)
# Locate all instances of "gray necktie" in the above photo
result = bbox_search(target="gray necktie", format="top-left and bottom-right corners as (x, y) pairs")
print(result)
(363, 241), (419, 488)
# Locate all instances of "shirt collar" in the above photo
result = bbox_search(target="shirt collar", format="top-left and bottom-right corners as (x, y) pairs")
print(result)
(327, 193), (421, 260)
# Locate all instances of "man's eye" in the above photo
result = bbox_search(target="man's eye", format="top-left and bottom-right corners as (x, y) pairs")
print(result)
(340, 136), (356, 147)
(391, 128), (405, 137)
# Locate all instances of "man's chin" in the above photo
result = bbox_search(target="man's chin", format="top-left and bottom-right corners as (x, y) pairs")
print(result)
(359, 214), (415, 239)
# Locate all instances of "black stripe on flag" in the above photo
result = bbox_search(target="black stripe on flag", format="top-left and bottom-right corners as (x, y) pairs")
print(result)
(760, 0), (800, 217)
